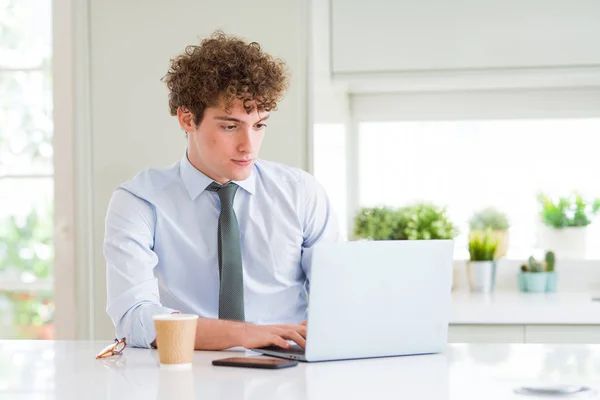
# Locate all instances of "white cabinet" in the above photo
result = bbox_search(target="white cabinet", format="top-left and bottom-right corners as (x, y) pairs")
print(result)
(450, 325), (600, 343)
(448, 325), (525, 343)
(525, 325), (600, 344)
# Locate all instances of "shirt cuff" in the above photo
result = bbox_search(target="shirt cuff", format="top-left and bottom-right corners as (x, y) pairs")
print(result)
(125, 303), (180, 348)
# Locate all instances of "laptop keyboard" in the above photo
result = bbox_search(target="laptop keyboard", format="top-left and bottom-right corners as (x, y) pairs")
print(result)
(257, 344), (305, 355)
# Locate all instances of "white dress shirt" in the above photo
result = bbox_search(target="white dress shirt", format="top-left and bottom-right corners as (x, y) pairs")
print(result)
(104, 154), (341, 348)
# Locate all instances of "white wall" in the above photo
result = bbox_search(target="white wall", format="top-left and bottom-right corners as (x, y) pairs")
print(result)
(329, 0), (600, 93)
(331, 0), (600, 73)
(310, 0), (348, 125)
(84, 0), (309, 339)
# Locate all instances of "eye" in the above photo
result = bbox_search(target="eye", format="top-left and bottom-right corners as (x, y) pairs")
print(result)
(255, 123), (267, 130)
(222, 125), (237, 131)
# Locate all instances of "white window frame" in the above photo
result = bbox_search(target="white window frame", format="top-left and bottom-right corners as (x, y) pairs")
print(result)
(52, 0), (94, 340)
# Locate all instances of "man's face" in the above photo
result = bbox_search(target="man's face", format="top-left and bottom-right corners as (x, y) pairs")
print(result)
(184, 99), (269, 184)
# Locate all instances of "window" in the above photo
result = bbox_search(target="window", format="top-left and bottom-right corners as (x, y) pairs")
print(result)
(357, 119), (600, 259)
(0, 0), (54, 339)
(312, 123), (348, 238)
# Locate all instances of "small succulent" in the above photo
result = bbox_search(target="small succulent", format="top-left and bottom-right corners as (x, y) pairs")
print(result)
(527, 256), (544, 272)
(545, 251), (556, 272)
(520, 264), (528, 272)
(522, 251), (556, 273)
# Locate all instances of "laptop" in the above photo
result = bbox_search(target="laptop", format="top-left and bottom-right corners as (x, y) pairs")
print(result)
(253, 239), (454, 362)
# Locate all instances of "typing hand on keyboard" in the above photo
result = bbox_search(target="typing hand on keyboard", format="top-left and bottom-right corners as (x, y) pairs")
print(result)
(241, 322), (307, 350)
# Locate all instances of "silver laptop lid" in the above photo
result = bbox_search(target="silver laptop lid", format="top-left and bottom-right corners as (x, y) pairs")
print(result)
(304, 240), (454, 362)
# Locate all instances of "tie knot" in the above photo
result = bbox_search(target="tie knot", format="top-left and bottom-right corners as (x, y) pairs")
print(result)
(206, 182), (239, 208)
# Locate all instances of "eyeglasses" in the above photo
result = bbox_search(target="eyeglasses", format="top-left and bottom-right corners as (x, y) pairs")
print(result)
(96, 338), (127, 359)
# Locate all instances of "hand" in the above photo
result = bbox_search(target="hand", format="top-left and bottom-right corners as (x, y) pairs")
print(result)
(241, 323), (307, 349)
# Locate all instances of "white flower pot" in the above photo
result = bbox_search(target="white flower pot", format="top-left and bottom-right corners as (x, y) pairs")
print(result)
(537, 225), (588, 259)
(466, 261), (497, 293)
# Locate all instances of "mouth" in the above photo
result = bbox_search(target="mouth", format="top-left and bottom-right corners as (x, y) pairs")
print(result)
(232, 159), (253, 167)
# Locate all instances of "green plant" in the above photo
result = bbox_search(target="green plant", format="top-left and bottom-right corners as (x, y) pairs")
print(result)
(545, 251), (556, 272)
(7, 292), (54, 325)
(354, 207), (402, 240)
(537, 192), (600, 229)
(520, 251), (556, 273)
(468, 207), (510, 231)
(528, 256), (544, 272)
(468, 229), (499, 261)
(397, 203), (459, 240)
(0, 206), (54, 278)
(354, 203), (459, 241)
(0, 206), (54, 339)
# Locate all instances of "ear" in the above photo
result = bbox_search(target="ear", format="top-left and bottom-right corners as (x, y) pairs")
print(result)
(177, 107), (196, 134)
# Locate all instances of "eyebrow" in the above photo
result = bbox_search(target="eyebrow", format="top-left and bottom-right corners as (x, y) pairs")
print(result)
(213, 114), (270, 123)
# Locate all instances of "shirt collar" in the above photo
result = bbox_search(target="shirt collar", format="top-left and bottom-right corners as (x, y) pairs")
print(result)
(179, 153), (256, 200)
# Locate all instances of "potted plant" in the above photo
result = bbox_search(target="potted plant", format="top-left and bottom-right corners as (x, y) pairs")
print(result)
(354, 206), (403, 240)
(466, 229), (499, 293)
(354, 202), (459, 241)
(518, 251), (557, 293)
(396, 202), (459, 240)
(537, 192), (600, 258)
(469, 207), (510, 258)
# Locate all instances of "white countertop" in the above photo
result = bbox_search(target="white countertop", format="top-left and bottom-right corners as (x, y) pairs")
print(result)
(451, 291), (600, 325)
(1, 341), (600, 399)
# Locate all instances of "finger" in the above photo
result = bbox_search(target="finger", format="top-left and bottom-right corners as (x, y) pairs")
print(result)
(270, 335), (291, 349)
(300, 320), (307, 326)
(297, 325), (307, 338)
(284, 330), (307, 349)
(280, 323), (307, 336)
(285, 324), (307, 338)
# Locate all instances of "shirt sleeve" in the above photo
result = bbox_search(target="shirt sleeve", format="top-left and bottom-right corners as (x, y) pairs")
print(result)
(300, 172), (344, 292)
(104, 188), (179, 348)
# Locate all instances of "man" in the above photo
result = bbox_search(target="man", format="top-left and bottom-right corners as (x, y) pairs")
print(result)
(104, 31), (341, 350)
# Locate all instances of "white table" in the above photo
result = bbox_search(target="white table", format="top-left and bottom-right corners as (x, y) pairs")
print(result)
(1, 341), (600, 399)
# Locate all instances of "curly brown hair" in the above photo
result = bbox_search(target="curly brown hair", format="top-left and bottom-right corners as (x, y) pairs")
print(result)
(162, 31), (290, 126)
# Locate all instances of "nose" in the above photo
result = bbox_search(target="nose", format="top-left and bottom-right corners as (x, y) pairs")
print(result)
(237, 127), (254, 154)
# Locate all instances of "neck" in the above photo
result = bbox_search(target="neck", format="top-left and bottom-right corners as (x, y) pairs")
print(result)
(186, 150), (230, 185)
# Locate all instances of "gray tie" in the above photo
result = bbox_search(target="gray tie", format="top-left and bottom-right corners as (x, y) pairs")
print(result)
(206, 182), (245, 321)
